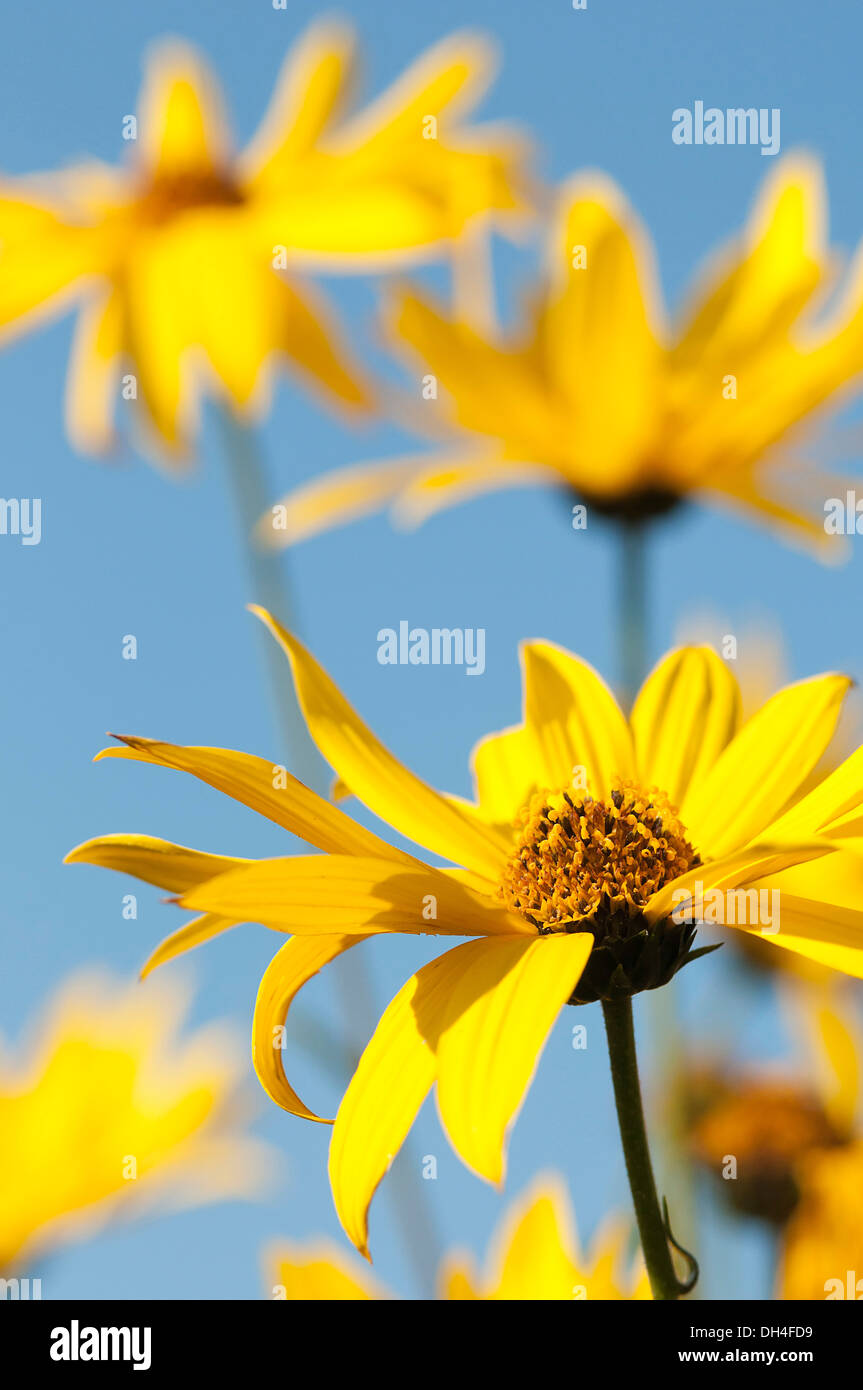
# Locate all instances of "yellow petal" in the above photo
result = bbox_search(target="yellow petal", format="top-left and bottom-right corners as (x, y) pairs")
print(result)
(440, 1261), (481, 1299)
(812, 997), (861, 1135)
(539, 175), (662, 495)
(253, 934), (365, 1122)
(119, 226), (197, 454)
(258, 456), (424, 549)
(768, 744), (863, 841)
(258, 451), (539, 550)
(95, 735), (402, 860)
(151, 211), (369, 415)
(259, 273), (371, 413)
(180, 854), (530, 938)
(645, 839), (832, 926)
(241, 21), (356, 185)
(0, 191), (113, 343)
(65, 833), (251, 892)
(247, 30), (526, 263)
(736, 894), (863, 980)
(522, 640), (634, 798)
(331, 31), (496, 156)
(392, 458), (554, 529)
(267, 1239), (385, 1300)
(121, 216), (370, 452)
(251, 609), (511, 878)
(137, 42), (231, 179)
(258, 182), (507, 264)
(460, 639), (636, 823)
(661, 156), (863, 509)
(631, 646), (741, 811)
(766, 849), (863, 909)
(751, 853), (863, 984)
(431, 934), (593, 1183)
(329, 950), (460, 1256)
(673, 156), (825, 372)
(682, 674), (852, 858)
(470, 722), (540, 826)
(64, 285), (123, 454)
(441, 864), (501, 896)
(706, 466), (844, 560)
(140, 915), (238, 978)
(482, 1175), (580, 1299)
(580, 1217), (651, 1300)
(441, 1175), (647, 1300)
(389, 289), (557, 457)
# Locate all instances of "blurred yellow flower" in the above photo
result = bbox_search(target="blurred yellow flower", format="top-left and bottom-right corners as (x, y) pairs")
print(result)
(0, 22), (527, 459)
(0, 971), (270, 1275)
(67, 613), (863, 1255)
(264, 156), (863, 553)
(267, 1175), (649, 1300)
(680, 979), (863, 1297)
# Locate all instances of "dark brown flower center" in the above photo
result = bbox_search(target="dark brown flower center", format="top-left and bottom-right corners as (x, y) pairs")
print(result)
(136, 169), (245, 225)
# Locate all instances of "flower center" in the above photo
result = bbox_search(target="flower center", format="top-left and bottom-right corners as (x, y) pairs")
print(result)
(499, 778), (699, 931)
(136, 169), (245, 225)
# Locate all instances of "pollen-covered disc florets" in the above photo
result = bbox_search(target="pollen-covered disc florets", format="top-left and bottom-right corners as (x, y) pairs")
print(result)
(499, 778), (708, 1003)
(500, 779), (698, 926)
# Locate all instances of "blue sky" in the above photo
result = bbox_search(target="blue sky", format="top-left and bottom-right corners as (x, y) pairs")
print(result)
(1, 0), (861, 1300)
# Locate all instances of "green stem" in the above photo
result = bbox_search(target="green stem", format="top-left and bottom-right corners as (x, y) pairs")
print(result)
(616, 516), (700, 1288)
(602, 997), (681, 1300)
(617, 518), (647, 705)
(216, 408), (322, 790)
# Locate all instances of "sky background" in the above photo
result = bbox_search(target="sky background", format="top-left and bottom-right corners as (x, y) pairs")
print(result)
(1, 0), (861, 1301)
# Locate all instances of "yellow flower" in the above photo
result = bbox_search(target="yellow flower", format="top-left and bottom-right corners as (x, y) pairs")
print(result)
(267, 1175), (649, 1300)
(264, 156), (863, 553)
(679, 979), (863, 1296)
(0, 970), (271, 1275)
(67, 612), (863, 1255)
(0, 22), (527, 458)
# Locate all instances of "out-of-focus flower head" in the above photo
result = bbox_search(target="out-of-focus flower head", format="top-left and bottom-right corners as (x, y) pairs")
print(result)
(266, 1175), (650, 1300)
(680, 978), (863, 1298)
(264, 156), (863, 557)
(0, 970), (271, 1275)
(0, 21), (530, 461)
(684, 1066), (842, 1224)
